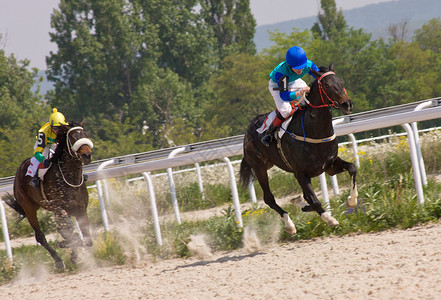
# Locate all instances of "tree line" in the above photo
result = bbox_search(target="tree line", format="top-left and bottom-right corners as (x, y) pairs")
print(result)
(1, 0), (441, 177)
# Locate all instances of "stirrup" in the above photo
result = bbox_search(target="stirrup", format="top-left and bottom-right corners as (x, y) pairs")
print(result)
(29, 176), (40, 188)
(261, 133), (273, 147)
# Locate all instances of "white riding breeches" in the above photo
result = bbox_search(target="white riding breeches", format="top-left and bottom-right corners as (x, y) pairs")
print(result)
(268, 79), (308, 119)
(26, 144), (56, 178)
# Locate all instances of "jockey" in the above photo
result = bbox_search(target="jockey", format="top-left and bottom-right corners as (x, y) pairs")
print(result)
(27, 108), (68, 187)
(261, 46), (320, 147)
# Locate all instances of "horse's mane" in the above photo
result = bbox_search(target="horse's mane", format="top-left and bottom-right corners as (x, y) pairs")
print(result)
(308, 65), (331, 90)
(318, 66), (329, 73)
(51, 121), (82, 163)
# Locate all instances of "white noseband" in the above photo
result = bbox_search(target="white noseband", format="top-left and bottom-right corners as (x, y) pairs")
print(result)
(72, 138), (94, 152)
(66, 126), (94, 156)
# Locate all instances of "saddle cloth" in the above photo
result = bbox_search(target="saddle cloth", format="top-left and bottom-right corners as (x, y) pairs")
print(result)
(256, 110), (293, 139)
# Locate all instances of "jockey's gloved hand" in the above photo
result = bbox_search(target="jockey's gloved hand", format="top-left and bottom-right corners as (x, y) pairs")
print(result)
(43, 159), (51, 168)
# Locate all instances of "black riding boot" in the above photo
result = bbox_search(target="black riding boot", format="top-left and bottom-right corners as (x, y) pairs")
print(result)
(261, 123), (278, 147)
(29, 175), (40, 188)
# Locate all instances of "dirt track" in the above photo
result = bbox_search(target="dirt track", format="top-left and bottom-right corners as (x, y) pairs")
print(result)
(1, 220), (441, 300)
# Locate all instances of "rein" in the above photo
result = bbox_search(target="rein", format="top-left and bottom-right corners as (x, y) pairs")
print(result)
(58, 163), (84, 188)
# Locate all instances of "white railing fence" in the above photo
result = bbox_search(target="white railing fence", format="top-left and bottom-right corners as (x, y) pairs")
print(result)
(1, 99), (440, 261)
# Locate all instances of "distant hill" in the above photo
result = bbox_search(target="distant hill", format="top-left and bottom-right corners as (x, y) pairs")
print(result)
(255, 0), (441, 52)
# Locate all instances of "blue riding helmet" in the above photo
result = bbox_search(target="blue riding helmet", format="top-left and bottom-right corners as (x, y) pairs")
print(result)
(286, 46), (307, 70)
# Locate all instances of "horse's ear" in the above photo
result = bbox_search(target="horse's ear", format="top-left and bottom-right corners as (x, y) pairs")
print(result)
(310, 68), (321, 78)
(80, 119), (84, 127)
(329, 62), (335, 72)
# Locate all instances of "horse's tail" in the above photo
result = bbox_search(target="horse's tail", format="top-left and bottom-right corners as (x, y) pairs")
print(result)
(239, 159), (254, 189)
(3, 193), (26, 220)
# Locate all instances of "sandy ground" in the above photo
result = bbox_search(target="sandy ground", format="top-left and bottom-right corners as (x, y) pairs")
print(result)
(1, 174), (440, 299)
(1, 220), (441, 300)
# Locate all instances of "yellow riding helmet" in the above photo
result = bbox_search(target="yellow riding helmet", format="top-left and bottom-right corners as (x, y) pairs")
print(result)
(49, 108), (68, 126)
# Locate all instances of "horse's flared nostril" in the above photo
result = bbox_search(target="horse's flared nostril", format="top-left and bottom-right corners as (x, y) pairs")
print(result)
(340, 100), (353, 114)
(82, 153), (92, 164)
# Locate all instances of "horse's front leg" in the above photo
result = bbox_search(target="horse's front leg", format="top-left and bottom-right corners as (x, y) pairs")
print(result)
(295, 174), (339, 227)
(326, 156), (358, 208)
(54, 208), (83, 264)
(75, 211), (93, 247)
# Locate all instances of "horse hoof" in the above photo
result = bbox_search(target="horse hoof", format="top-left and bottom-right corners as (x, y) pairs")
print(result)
(285, 225), (297, 235)
(55, 260), (65, 270)
(85, 239), (93, 247)
(283, 213), (297, 234)
(70, 255), (78, 265)
(290, 196), (307, 208)
(346, 196), (357, 208)
(321, 212), (339, 227)
(57, 240), (68, 248)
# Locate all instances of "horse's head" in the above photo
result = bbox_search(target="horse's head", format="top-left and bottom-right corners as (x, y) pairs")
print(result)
(59, 122), (93, 165)
(309, 63), (353, 115)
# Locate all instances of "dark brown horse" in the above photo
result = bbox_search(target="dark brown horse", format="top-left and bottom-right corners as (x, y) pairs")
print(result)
(5, 122), (93, 269)
(239, 64), (358, 234)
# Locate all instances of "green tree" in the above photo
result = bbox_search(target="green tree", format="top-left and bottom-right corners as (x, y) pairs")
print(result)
(202, 53), (270, 139)
(199, 0), (256, 59)
(47, 0), (160, 122)
(377, 40), (440, 106)
(144, 0), (218, 86)
(264, 29), (317, 68)
(86, 115), (155, 159)
(129, 69), (203, 147)
(413, 18), (441, 54)
(46, 0), (254, 149)
(0, 38), (47, 176)
(311, 0), (347, 41)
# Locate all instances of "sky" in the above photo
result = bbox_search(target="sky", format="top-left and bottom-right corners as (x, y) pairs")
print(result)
(0, 0), (393, 70)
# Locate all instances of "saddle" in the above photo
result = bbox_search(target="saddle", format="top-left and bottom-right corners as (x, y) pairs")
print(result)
(257, 110), (337, 145)
(37, 162), (52, 180)
(256, 110), (294, 139)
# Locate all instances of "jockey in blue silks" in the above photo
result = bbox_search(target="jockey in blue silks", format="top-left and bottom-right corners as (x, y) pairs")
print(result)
(261, 46), (320, 147)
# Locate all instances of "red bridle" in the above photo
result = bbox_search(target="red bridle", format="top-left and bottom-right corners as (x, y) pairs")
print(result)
(305, 71), (342, 109)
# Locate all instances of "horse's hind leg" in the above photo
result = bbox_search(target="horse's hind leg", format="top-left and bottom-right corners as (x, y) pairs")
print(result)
(326, 156), (358, 208)
(24, 206), (65, 269)
(252, 165), (296, 234)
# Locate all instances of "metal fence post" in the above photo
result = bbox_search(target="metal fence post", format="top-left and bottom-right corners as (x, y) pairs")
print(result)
(96, 159), (114, 231)
(402, 124), (424, 204)
(167, 147), (186, 224)
(411, 101), (432, 185)
(142, 172), (162, 245)
(223, 157), (243, 227)
(0, 200), (13, 263)
(195, 162), (205, 201)
(319, 173), (330, 209)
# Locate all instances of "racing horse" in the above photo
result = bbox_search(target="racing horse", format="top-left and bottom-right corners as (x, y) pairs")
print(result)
(5, 121), (93, 269)
(239, 63), (358, 234)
